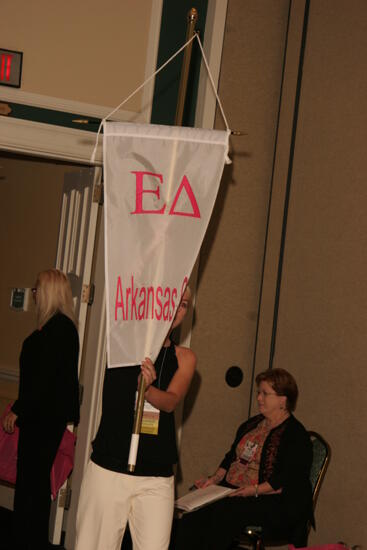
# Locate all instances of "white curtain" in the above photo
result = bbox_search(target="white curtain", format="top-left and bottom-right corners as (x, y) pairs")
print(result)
(103, 121), (230, 367)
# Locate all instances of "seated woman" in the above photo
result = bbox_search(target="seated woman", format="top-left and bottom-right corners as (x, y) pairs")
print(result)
(173, 368), (313, 549)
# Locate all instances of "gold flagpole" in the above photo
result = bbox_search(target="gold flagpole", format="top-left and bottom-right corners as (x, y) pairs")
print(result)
(127, 8), (198, 473)
(175, 8), (198, 126)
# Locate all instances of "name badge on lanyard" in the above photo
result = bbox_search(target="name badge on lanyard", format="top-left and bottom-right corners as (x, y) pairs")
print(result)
(239, 440), (258, 464)
(136, 346), (168, 435)
(135, 393), (160, 435)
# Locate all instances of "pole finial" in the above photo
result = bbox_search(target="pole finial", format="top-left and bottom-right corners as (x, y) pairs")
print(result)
(188, 8), (198, 22)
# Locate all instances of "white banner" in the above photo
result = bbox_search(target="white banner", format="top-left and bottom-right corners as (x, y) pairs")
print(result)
(104, 121), (230, 367)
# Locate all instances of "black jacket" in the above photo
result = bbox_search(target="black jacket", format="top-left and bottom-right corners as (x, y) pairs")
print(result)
(220, 414), (314, 527)
(12, 313), (80, 426)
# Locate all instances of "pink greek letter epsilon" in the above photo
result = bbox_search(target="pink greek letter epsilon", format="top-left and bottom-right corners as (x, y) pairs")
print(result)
(130, 171), (166, 214)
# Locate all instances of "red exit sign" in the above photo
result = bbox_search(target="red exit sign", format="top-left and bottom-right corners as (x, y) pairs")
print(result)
(0, 48), (23, 88)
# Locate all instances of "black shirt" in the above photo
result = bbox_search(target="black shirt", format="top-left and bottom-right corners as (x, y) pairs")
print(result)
(12, 313), (80, 426)
(92, 341), (178, 476)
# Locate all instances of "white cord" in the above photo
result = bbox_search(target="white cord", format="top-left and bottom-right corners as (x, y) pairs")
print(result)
(194, 33), (230, 132)
(91, 31), (231, 163)
(91, 34), (196, 162)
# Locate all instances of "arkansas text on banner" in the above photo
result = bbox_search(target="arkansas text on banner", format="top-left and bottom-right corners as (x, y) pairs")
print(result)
(104, 121), (230, 367)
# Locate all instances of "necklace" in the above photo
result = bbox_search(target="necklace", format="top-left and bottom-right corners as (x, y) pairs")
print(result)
(265, 412), (290, 429)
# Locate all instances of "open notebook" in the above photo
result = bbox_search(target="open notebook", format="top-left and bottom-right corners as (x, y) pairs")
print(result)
(175, 485), (235, 513)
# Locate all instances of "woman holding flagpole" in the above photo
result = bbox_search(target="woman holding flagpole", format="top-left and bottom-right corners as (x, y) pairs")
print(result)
(75, 285), (196, 550)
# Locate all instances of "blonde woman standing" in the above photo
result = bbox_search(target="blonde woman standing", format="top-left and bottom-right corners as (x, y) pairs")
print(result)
(2, 269), (80, 550)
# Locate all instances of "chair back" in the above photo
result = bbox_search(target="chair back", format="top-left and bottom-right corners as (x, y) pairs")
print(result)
(236, 430), (331, 549)
(308, 431), (330, 508)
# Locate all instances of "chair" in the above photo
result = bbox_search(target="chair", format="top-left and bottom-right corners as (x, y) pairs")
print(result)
(234, 431), (331, 550)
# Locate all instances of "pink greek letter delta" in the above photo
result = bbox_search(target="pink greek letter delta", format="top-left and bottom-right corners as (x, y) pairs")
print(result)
(169, 175), (201, 218)
(130, 171), (201, 218)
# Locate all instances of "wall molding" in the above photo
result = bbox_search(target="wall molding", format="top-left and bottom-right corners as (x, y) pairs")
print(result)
(0, 88), (145, 123)
(0, 117), (103, 164)
(0, 0), (163, 163)
(0, 367), (19, 383)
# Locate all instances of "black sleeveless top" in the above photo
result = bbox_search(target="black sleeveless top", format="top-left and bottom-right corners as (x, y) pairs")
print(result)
(91, 341), (178, 476)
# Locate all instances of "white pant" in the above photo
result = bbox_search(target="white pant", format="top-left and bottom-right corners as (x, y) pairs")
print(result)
(75, 461), (174, 550)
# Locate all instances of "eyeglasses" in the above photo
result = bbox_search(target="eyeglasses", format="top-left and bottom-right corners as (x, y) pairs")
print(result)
(256, 390), (279, 398)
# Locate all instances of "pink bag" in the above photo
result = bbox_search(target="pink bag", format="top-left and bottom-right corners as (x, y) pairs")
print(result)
(50, 427), (76, 499)
(0, 404), (76, 498)
(0, 406), (18, 484)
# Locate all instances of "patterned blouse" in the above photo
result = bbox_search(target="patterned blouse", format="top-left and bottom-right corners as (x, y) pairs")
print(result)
(225, 419), (272, 487)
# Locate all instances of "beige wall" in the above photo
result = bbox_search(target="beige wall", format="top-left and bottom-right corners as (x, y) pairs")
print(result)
(178, 0), (290, 493)
(180, 0), (367, 546)
(0, 155), (89, 386)
(0, 0), (154, 111)
(266, 1), (367, 544)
